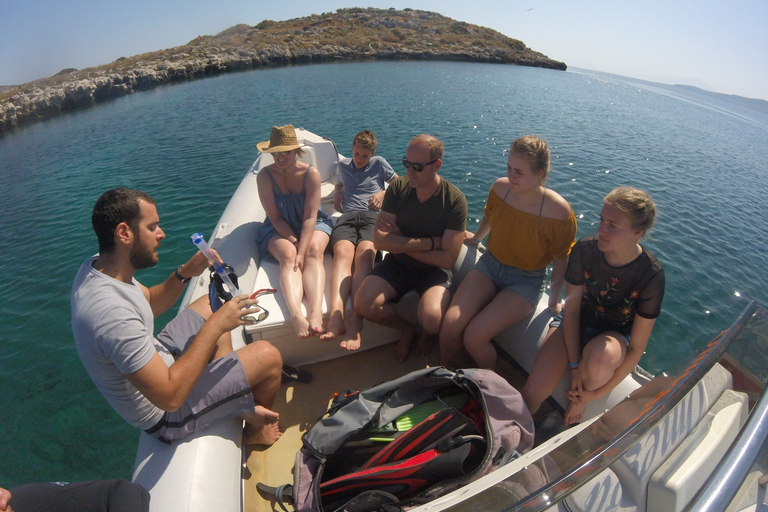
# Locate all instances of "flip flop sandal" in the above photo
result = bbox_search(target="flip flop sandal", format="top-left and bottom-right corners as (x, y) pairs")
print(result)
(281, 364), (312, 384)
(256, 483), (293, 512)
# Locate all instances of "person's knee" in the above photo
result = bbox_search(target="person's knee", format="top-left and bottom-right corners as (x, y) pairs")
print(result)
(354, 290), (376, 318)
(439, 305), (463, 338)
(334, 241), (355, 261)
(277, 250), (297, 267)
(256, 340), (282, 369)
(354, 244), (375, 267)
(419, 309), (443, 335)
(583, 337), (623, 370)
(463, 322), (487, 351)
(240, 340), (282, 376)
(418, 292), (449, 334)
(110, 479), (151, 510)
(188, 295), (214, 319)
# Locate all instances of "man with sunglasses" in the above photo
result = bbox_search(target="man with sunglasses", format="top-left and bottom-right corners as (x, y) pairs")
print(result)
(354, 135), (468, 361)
(71, 188), (283, 446)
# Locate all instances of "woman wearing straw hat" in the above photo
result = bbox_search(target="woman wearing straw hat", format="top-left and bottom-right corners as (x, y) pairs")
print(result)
(255, 125), (333, 338)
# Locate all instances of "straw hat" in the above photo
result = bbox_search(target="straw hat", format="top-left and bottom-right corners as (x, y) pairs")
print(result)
(257, 125), (302, 153)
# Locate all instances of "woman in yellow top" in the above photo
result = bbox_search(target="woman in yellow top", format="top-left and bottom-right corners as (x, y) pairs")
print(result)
(439, 135), (577, 369)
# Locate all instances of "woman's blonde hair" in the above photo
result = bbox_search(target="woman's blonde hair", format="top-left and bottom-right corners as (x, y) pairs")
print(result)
(604, 186), (657, 233)
(510, 135), (550, 182)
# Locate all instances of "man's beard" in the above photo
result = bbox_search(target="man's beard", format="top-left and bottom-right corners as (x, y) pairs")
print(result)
(130, 237), (159, 270)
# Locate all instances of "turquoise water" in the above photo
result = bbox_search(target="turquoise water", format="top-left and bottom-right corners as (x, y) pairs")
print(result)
(1, 61), (767, 486)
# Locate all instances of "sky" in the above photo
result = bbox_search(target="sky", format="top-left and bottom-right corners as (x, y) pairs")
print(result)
(1, 0), (767, 101)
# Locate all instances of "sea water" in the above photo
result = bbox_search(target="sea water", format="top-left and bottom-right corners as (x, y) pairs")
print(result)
(1, 61), (766, 486)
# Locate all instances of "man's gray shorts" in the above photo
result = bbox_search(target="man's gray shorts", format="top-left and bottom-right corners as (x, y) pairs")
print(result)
(145, 308), (255, 443)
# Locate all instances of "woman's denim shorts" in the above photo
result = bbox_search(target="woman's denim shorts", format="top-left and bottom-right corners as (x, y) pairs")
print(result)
(474, 250), (546, 306)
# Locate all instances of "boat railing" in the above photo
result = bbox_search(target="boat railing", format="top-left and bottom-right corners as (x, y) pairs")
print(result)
(442, 301), (767, 512)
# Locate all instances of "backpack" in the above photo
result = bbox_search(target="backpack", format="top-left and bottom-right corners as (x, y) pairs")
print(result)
(259, 366), (535, 512)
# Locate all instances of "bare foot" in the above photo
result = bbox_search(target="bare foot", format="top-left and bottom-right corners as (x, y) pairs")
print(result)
(340, 314), (363, 350)
(393, 326), (417, 362)
(291, 315), (311, 338)
(415, 331), (437, 356)
(241, 405), (282, 446)
(308, 312), (325, 337)
(564, 399), (587, 425)
(243, 421), (283, 447)
(320, 310), (345, 341)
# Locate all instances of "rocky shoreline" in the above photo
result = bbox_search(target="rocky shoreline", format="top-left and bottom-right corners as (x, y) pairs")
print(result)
(0, 8), (566, 136)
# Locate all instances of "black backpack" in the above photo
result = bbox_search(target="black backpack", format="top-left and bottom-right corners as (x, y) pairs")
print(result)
(259, 366), (535, 512)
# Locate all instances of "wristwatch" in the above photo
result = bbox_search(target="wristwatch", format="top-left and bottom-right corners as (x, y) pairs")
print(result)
(174, 265), (191, 283)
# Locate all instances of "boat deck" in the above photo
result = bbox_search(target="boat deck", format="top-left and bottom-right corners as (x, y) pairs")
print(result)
(243, 342), (536, 512)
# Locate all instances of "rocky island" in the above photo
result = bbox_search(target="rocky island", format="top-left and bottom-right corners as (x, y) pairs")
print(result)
(0, 8), (566, 135)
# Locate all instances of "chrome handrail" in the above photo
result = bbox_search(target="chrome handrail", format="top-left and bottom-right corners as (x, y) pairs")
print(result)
(443, 301), (764, 512)
(512, 302), (759, 512)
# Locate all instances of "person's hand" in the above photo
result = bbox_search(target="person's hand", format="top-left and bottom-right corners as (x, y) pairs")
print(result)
(548, 300), (563, 315)
(333, 190), (343, 212)
(209, 294), (260, 332)
(1, 486), (13, 512)
(368, 190), (386, 210)
(568, 388), (598, 404)
(294, 249), (305, 273)
(463, 230), (478, 244)
(569, 370), (583, 399)
(378, 215), (400, 234)
(185, 247), (224, 277)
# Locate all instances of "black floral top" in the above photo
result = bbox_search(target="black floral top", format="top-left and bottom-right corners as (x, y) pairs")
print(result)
(565, 236), (665, 339)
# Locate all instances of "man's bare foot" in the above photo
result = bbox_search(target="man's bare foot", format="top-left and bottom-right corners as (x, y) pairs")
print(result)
(241, 405), (282, 446)
(564, 399), (587, 425)
(291, 316), (311, 338)
(243, 421), (283, 446)
(320, 310), (345, 341)
(393, 326), (417, 362)
(415, 331), (437, 356)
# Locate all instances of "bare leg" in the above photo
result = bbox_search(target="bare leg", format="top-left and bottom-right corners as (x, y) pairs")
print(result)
(564, 332), (627, 425)
(268, 237), (309, 338)
(339, 241), (376, 350)
(521, 327), (568, 416)
(303, 231), (330, 336)
(235, 339), (284, 446)
(415, 331), (437, 356)
(321, 240), (354, 341)
(340, 313), (364, 350)
(413, 285), (452, 357)
(463, 291), (534, 369)
(355, 275), (416, 362)
(187, 295), (234, 361)
(439, 270), (496, 367)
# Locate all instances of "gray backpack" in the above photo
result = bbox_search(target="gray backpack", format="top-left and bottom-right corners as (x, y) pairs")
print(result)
(259, 366), (535, 512)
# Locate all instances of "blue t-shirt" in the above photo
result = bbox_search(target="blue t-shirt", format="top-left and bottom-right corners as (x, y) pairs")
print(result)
(337, 155), (396, 213)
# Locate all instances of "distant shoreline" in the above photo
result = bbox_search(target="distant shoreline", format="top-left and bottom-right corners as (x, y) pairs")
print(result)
(0, 8), (567, 136)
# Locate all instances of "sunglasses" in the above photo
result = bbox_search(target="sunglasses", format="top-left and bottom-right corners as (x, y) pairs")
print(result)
(244, 288), (276, 325)
(243, 307), (269, 324)
(402, 157), (437, 172)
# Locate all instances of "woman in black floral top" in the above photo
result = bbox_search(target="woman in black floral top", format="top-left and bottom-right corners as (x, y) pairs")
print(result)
(522, 187), (664, 425)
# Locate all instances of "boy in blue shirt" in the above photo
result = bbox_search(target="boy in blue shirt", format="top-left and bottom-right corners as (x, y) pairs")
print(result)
(321, 130), (397, 349)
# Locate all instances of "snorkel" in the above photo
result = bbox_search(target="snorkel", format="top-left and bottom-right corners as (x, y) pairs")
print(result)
(190, 233), (244, 298)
